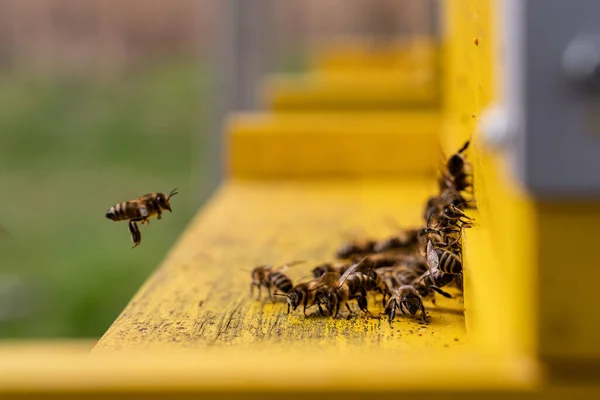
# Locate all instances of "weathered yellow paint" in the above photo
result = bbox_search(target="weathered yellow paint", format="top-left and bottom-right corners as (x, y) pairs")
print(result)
(94, 179), (466, 353)
(261, 72), (440, 111)
(308, 37), (439, 74)
(227, 111), (441, 178)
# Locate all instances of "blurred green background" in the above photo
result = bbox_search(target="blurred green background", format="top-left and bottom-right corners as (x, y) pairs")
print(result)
(0, 59), (211, 338)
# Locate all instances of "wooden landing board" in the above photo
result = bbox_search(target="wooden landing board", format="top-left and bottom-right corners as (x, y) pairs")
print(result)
(261, 72), (440, 111)
(308, 37), (439, 73)
(227, 111), (441, 178)
(94, 179), (466, 354)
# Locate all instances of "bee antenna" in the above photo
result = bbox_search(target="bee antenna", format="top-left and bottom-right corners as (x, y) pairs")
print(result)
(426, 212), (433, 227)
(273, 293), (289, 298)
(168, 188), (179, 199)
(457, 140), (470, 154)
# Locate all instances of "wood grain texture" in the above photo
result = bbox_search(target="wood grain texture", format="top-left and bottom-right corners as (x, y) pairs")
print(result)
(94, 178), (465, 353)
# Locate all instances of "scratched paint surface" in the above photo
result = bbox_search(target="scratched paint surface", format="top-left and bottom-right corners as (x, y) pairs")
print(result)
(94, 178), (466, 353)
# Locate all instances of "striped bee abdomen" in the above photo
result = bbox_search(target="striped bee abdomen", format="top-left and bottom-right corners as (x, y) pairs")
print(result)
(105, 201), (149, 221)
(437, 249), (462, 274)
(269, 272), (293, 293)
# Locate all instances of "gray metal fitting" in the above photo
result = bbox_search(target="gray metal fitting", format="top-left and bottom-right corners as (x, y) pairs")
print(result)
(562, 35), (600, 84)
(477, 104), (509, 151)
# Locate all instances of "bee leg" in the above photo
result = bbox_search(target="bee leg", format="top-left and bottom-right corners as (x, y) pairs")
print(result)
(256, 284), (262, 300)
(420, 304), (429, 323)
(388, 303), (396, 325)
(345, 302), (353, 315)
(266, 284), (274, 302)
(399, 301), (407, 316)
(303, 296), (309, 317)
(317, 302), (325, 316)
(250, 282), (254, 296)
(157, 210), (162, 220)
(358, 296), (370, 315)
(128, 221), (141, 248)
(430, 285), (453, 298)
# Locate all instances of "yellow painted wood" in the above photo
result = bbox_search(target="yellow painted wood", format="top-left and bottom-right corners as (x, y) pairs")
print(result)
(442, 0), (540, 360)
(308, 37), (439, 74)
(261, 72), (440, 111)
(0, 347), (540, 397)
(226, 112), (441, 178)
(94, 179), (466, 353)
(444, 0), (600, 379)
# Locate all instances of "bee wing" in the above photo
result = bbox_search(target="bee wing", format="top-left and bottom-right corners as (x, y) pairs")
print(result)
(425, 240), (439, 286)
(275, 260), (305, 273)
(250, 264), (269, 270)
(308, 271), (341, 292)
(426, 240), (439, 271)
(336, 256), (368, 289)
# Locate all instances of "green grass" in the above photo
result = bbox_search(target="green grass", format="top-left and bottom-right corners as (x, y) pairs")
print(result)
(0, 59), (212, 338)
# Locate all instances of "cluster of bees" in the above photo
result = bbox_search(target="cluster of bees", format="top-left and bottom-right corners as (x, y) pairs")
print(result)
(250, 141), (475, 324)
(105, 188), (179, 248)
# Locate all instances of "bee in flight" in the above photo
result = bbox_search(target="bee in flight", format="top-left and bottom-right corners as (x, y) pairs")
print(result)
(105, 188), (179, 248)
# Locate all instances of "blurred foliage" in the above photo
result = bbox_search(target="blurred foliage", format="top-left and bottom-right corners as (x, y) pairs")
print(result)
(0, 59), (211, 338)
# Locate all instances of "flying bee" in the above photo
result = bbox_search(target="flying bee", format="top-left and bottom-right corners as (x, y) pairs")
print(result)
(250, 260), (303, 301)
(106, 188), (179, 248)
(383, 285), (428, 324)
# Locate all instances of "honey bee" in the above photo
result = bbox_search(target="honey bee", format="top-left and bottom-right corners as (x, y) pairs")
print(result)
(250, 261), (303, 301)
(421, 239), (463, 288)
(439, 140), (472, 193)
(438, 204), (473, 229)
(277, 272), (339, 316)
(383, 285), (429, 324)
(318, 258), (376, 318)
(372, 228), (420, 253)
(414, 270), (455, 302)
(418, 227), (462, 256)
(335, 239), (376, 259)
(106, 188), (179, 248)
(311, 262), (351, 279)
